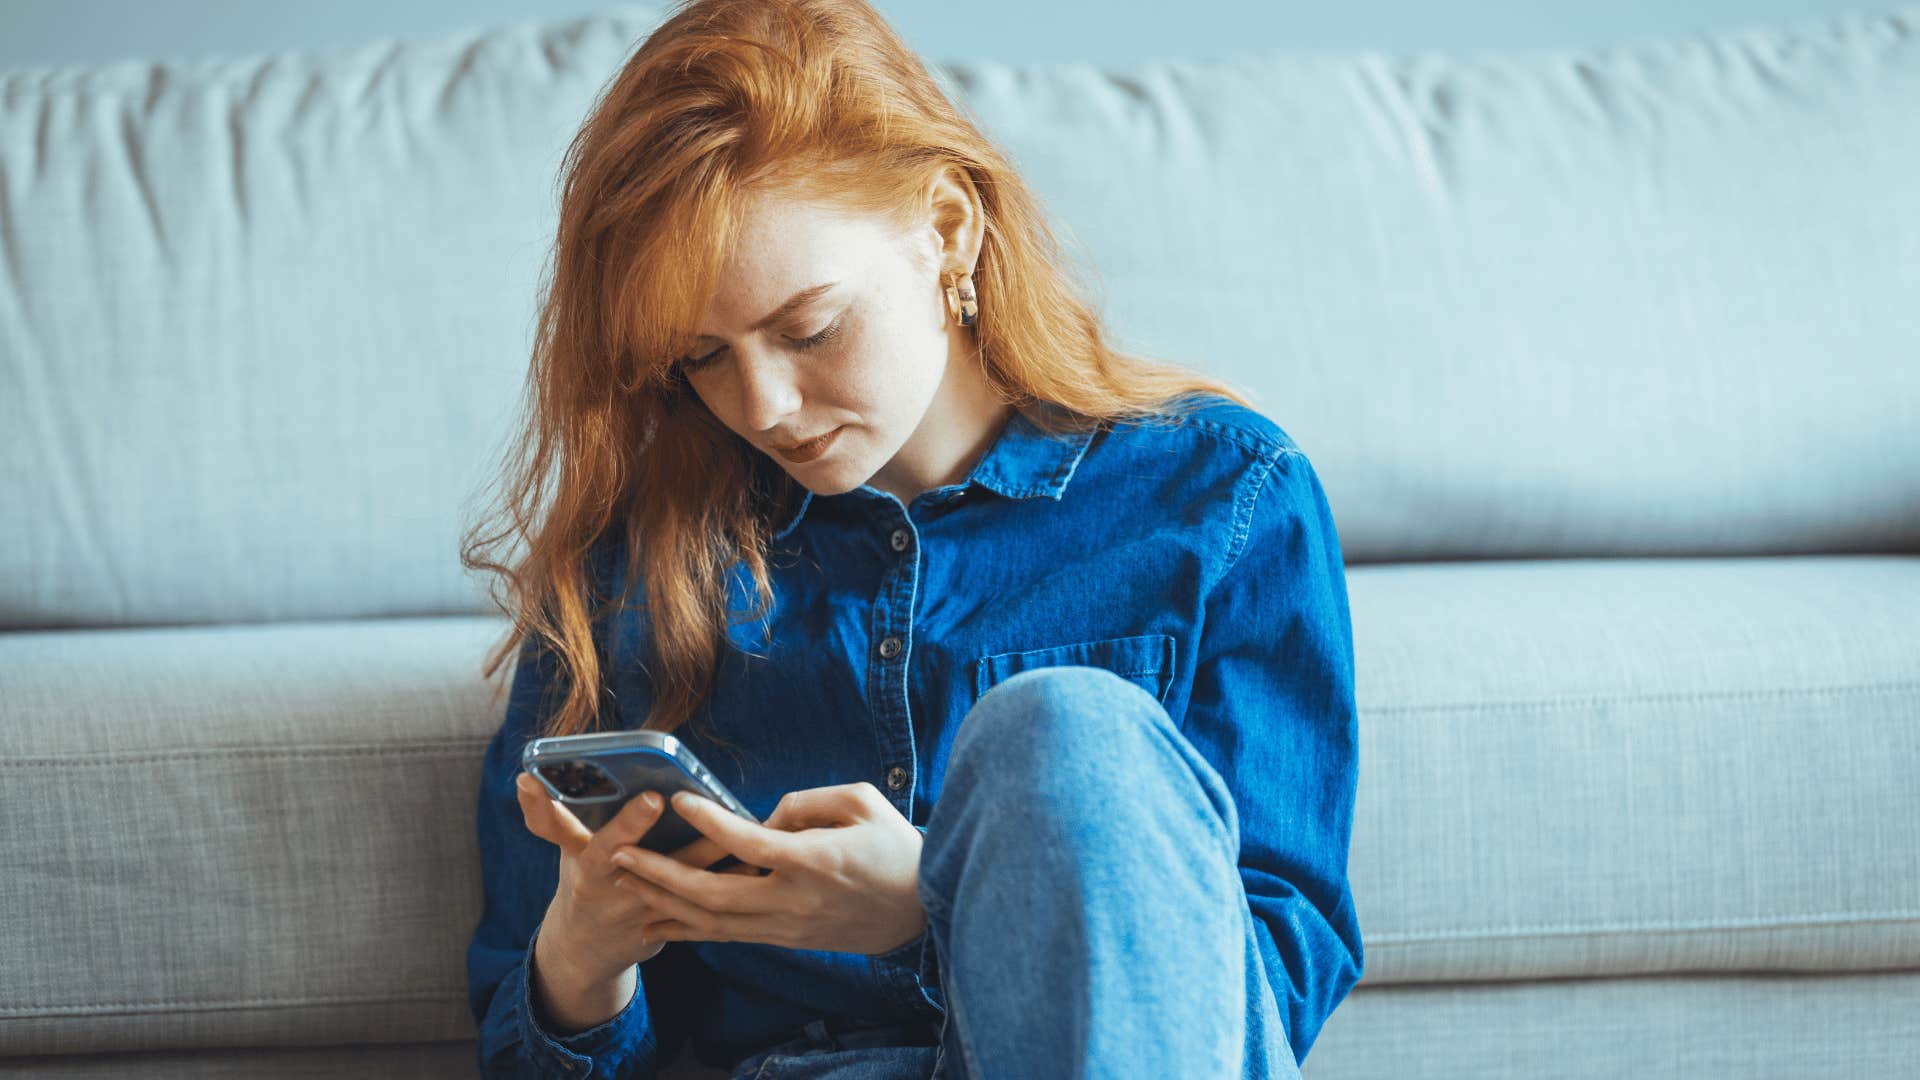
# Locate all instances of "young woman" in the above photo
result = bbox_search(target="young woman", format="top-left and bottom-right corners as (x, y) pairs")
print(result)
(462, 1), (1364, 1076)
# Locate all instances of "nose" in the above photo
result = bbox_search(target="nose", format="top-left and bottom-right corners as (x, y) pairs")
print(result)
(733, 350), (804, 436)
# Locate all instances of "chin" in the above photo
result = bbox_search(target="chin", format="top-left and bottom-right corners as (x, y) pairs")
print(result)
(800, 476), (866, 497)
(785, 459), (868, 496)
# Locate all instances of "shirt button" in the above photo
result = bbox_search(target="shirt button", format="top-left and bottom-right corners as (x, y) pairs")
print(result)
(886, 766), (910, 791)
(890, 528), (911, 552)
(878, 635), (903, 659)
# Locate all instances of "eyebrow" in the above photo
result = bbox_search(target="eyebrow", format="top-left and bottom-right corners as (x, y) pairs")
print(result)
(693, 281), (839, 344)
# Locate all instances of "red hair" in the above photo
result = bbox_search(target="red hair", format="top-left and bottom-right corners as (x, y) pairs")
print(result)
(461, 0), (1253, 743)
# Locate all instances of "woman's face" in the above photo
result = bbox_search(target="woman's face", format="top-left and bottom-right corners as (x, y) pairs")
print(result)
(678, 184), (981, 502)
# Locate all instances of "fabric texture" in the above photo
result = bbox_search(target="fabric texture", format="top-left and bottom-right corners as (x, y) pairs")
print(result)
(2, 972), (1915, 1079)
(0, 615), (507, 1057)
(4, 4), (1918, 1075)
(721, 665), (1303, 1078)
(1342, 553), (1920, 983)
(5, 5), (1920, 625)
(2, 556), (1912, 1061)
(466, 395), (1365, 1076)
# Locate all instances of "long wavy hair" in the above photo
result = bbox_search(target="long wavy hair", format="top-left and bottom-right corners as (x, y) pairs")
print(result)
(461, 0), (1254, 744)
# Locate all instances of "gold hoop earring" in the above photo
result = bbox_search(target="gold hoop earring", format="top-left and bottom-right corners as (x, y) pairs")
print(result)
(944, 269), (978, 328)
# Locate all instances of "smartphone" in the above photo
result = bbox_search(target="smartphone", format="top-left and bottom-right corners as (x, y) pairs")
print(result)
(522, 729), (763, 872)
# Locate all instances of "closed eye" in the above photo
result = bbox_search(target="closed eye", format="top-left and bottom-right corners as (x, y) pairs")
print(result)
(678, 315), (845, 373)
(793, 315), (845, 351)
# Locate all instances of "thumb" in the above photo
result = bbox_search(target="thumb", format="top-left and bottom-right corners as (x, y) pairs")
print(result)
(517, 771), (593, 855)
(763, 784), (867, 833)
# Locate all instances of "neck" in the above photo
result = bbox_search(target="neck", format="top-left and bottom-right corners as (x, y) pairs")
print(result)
(869, 344), (1013, 506)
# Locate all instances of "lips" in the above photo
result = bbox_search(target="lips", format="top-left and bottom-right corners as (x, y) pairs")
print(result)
(775, 426), (843, 464)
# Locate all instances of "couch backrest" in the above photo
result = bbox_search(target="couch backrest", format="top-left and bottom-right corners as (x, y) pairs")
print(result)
(3, 5), (1916, 627)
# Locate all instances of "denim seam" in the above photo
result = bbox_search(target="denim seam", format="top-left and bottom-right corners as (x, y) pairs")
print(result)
(1224, 446), (1290, 568)
(920, 890), (956, 928)
(973, 662), (1164, 699)
(1047, 428), (1095, 496)
(969, 635), (1175, 701)
(1155, 412), (1292, 461)
(519, 960), (592, 1074)
(973, 425), (1097, 499)
(942, 956), (986, 1080)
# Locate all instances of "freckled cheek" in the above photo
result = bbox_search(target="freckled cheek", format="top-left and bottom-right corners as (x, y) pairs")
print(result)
(809, 354), (877, 409)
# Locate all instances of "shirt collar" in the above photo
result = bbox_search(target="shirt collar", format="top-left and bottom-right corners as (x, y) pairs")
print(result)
(771, 400), (1097, 539)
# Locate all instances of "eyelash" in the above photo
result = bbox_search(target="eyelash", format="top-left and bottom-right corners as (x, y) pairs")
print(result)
(682, 316), (845, 372)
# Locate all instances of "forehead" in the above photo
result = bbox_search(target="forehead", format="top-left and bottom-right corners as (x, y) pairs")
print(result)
(707, 190), (897, 300)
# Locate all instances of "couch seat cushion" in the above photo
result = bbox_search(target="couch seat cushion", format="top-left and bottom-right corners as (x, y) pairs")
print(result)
(1346, 555), (1920, 983)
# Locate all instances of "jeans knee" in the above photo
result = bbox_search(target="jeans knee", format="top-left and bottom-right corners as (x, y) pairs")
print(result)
(949, 665), (1177, 802)
(925, 664), (1243, 894)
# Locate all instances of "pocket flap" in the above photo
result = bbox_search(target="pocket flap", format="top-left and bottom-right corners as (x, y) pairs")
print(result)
(973, 633), (1176, 706)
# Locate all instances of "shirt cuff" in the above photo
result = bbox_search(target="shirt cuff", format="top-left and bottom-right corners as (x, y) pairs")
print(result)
(519, 918), (657, 1075)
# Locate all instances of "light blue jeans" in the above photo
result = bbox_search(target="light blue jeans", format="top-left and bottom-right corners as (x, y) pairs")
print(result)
(727, 666), (1299, 1079)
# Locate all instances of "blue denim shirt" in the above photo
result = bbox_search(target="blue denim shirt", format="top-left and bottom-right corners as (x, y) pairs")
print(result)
(467, 394), (1365, 1077)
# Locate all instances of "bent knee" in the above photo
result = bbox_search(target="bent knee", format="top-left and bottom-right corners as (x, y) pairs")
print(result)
(958, 664), (1172, 761)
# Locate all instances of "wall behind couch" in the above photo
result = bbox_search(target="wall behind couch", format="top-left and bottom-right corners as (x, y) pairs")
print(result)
(0, 0), (1896, 71)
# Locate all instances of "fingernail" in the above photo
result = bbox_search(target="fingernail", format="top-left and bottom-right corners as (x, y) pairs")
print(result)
(673, 791), (698, 812)
(643, 792), (661, 812)
(613, 853), (634, 870)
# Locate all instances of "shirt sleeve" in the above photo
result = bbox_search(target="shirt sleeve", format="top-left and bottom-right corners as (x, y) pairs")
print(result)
(466, 552), (694, 1077)
(1180, 445), (1366, 1064)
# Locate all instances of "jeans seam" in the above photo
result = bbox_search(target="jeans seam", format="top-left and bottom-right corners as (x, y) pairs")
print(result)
(944, 964), (983, 1080)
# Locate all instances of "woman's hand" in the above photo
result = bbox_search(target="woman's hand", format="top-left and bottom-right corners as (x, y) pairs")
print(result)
(609, 781), (929, 956)
(515, 771), (762, 980)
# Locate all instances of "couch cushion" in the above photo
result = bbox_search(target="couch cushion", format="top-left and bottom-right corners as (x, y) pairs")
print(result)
(1346, 554), (1920, 983)
(6, 974), (1917, 1080)
(4, 7), (1919, 626)
(2, 558), (1914, 1056)
(0, 616), (509, 1056)
(1306, 970), (1920, 1080)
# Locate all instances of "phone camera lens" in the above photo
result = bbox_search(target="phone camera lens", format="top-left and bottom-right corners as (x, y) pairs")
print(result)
(536, 759), (618, 800)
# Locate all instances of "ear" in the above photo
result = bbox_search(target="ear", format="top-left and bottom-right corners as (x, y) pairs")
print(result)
(924, 163), (985, 279)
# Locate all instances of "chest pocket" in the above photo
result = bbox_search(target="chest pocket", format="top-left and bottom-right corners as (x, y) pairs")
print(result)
(972, 633), (1177, 707)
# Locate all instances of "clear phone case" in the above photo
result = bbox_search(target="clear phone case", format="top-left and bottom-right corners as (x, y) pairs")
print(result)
(522, 729), (762, 862)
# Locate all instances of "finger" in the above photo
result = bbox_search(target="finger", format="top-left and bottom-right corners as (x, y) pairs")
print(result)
(664, 834), (739, 870)
(642, 912), (785, 948)
(515, 774), (554, 843)
(762, 783), (884, 832)
(595, 788), (670, 852)
(609, 836), (755, 875)
(639, 917), (700, 944)
(645, 907), (764, 941)
(671, 791), (801, 870)
(614, 870), (727, 934)
(517, 772), (593, 855)
(615, 843), (781, 915)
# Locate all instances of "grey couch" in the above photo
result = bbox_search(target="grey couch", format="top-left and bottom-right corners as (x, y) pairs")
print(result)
(3, 5), (1917, 1077)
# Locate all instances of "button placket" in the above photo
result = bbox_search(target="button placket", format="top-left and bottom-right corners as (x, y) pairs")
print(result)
(866, 510), (921, 816)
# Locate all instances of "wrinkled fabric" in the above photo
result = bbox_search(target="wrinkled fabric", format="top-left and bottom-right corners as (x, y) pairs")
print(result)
(8, 8), (1920, 628)
(466, 393), (1363, 1077)
(730, 664), (1304, 1079)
